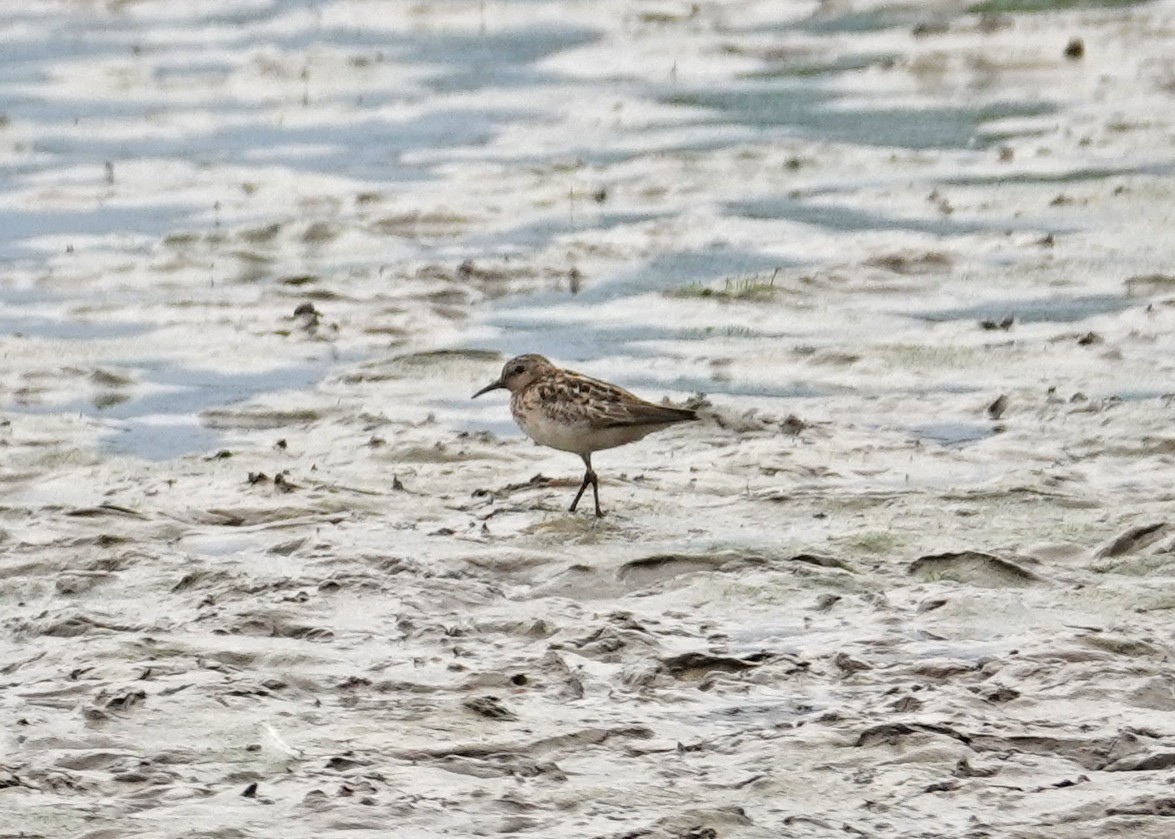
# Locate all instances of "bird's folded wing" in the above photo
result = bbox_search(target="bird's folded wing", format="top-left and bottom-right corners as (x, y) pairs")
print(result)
(600, 399), (696, 427)
(581, 381), (696, 428)
(538, 373), (697, 428)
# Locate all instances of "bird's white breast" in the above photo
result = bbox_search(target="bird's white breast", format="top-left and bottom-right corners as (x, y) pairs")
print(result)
(513, 403), (659, 455)
(514, 408), (592, 454)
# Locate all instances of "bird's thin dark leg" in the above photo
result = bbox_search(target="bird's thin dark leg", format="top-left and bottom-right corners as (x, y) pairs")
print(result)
(569, 472), (590, 513)
(569, 454), (603, 516)
(589, 465), (602, 517)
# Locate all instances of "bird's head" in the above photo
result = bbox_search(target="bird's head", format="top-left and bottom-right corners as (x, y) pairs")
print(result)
(472, 354), (554, 398)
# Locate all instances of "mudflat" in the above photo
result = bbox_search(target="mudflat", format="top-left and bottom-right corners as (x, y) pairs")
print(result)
(1, 2), (1174, 837)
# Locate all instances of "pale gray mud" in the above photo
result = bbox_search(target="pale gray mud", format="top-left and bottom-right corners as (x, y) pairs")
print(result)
(2, 2), (1175, 838)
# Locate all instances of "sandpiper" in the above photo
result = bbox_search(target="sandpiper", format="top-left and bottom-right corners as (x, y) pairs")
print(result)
(473, 354), (697, 516)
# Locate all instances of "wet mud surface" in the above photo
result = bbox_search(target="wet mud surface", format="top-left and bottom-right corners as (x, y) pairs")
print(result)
(2, 1), (1175, 837)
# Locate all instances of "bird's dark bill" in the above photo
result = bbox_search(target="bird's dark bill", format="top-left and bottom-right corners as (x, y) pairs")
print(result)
(472, 380), (504, 398)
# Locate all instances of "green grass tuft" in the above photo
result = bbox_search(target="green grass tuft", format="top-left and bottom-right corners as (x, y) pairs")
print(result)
(670, 268), (782, 301)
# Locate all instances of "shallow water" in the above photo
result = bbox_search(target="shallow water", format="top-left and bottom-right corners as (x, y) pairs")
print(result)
(3, 2), (1175, 838)
(915, 294), (1139, 324)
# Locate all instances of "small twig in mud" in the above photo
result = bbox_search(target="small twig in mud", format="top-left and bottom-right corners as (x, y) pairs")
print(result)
(502, 473), (556, 494)
(470, 473), (556, 506)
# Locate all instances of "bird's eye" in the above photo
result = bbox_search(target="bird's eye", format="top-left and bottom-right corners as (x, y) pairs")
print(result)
(512, 365), (525, 375)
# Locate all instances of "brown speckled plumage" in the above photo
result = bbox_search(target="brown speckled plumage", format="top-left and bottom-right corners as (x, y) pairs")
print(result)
(473, 354), (697, 516)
